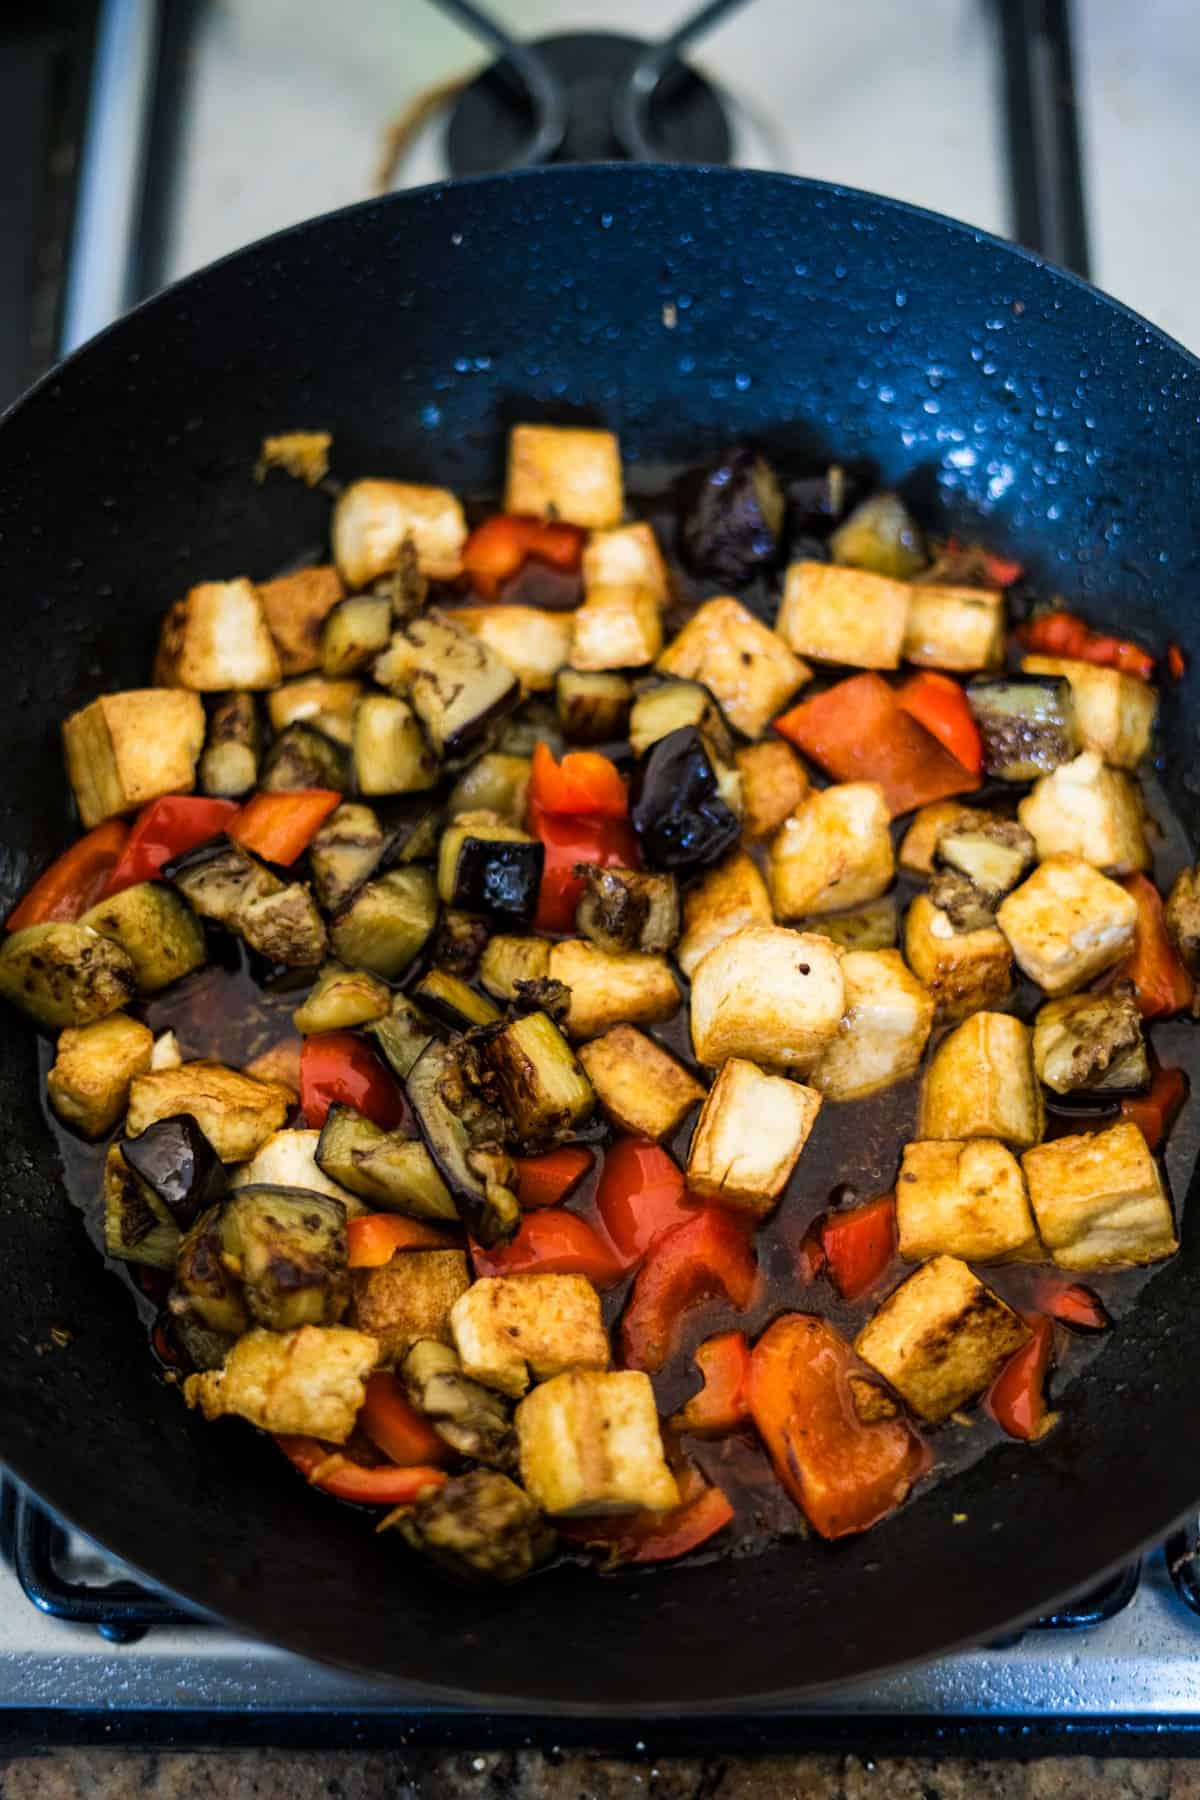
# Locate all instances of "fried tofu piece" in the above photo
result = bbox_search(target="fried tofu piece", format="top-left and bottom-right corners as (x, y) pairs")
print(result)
(451, 605), (573, 693)
(63, 689), (206, 827)
(1022, 1120), (1177, 1270)
(904, 890), (1013, 1023)
(332, 478), (466, 585)
(126, 1060), (292, 1162)
(47, 1014), (153, 1138)
(898, 801), (992, 876)
(183, 1324), (377, 1443)
(855, 1255), (1030, 1423)
(686, 1057), (820, 1215)
(737, 739), (810, 842)
(230, 1127), (362, 1212)
(547, 939), (679, 1040)
(583, 521), (669, 603)
(919, 1012), (1043, 1148)
(568, 585), (662, 671)
(505, 424), (623, 530)
(154, 579), (282, 691)
(996, 854), (1138, 995)
(516, 1369), (678, 1517)
(777, 561), (911, 670)
(1017, 753), (1149, 874)
(351, 1250), (471, 1365)
(768, 781), (894, 919)
(902, 584), (1004, 672)
(689, 925), (845, 1074)
(657, 596), (811, 738)
(579, 1025), (704, 1141)
(255, 430), (330, 486)
(257, 565), (345, 676)
(450, 1273), (610, 1398)
(811, 948), (934, 1102)
(896, 1139), (1042, 1263)
(676, 850), (773, 980)
(1022, 654), (1156, 769)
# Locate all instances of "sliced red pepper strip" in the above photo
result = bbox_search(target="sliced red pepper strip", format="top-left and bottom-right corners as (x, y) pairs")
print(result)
(747, 1315), (929, 1540)
(670, 1331), (752, 1436)
(228, 789), (342, 865)
(469, 1208), (624, 1287)
(346, 1214), (458, 1269)
(594, 1136), (698, 1271)
(620, 1207), (756, 1373)
(1117, 875), (1194, 1018)
(514, 1146), (593, 1209)
(299, 1032), (405, 1131)
(101, 796), (238, 897)
(897, 671), (983, 775)
(528, 806), (641, 933)
(276, 1435), (447, 1504)
(819, 1194), (897, 1302)
(987, 1315), (1055, 1441)
(7, 819), (130, 929)
(1038, 1283), (1111, 1335)
(558, 1466), (734, 1566)
(359, 1372), (450, 1467)
(774, 673), (981, 817)
(1017, 611), (1155, 682)
(1120, 1064), (1188, 1153)
(529, 742), (628, 819)
(463, 514), (584, 600)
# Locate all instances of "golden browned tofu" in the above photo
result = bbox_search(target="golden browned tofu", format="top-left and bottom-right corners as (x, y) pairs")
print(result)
(689, 925), (845, 1074)
(451, 605), (573, 692)
(736, 739), (810, 842)
(855, 1255), (1030, 1422)
(777, 561), (910, 669)
(47, 1014), (153, 1138)
(505, 424), (623, 529)
(516, 1369), (679, 1516)
(351, 1250), (472, 1365)
(676, 849), (773, 980)
(904, 890), (1013, 1023)
(154, 579), (281, 690)
(768, 781), (894, 918)
(898, 801), (992, 876)
(230, 1128), (363, 1212)
(1021, 1121), (1178, 1270)
(547, 939), (679, 1040)
(902, 584), (1004, 672)
(257, 565), (345, 676)
(896, 1139), (1042, 1263)
(582, 521), (669, 603)
(183, 1324), (378, 1442)
(812, 948), (934, 1102)
(331, 478), (466, 585)
(578, 1024), (704, 1141)
(568, 585), (662, 671)
(919, 1012), (1043, 1149)
(63, 689), (205, 827)
(450, 1273), (610, 1397)
(996, 855), (1138, 995)
(1017, 753), (1149, 874)
(686, 1056), (821, 1215)
(657, 595), (810, 737)
(1022, 654), (1157, 769)
(255, 430), (330, 485)
(126, 1061), (292, 1162)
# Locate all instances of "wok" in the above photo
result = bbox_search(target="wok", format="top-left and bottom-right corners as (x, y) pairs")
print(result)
(1, 163), (1199, 1711)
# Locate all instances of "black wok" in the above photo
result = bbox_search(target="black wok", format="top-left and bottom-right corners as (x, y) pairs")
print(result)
(2, 164), (1199, 1711)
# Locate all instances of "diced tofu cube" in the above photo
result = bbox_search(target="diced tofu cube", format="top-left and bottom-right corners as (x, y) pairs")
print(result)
(811, 948), (934, 1102)
(505, 424), (623, 529)
(63, 689), (206, 827)
(47, 1014), (154, 1138)
(768, 782), (894, 919)
(578, 1024), (704, 1141)
(918, 1012), (1043, 1148)
(902, 584), (1004, 672)
(154, 579), (282, 690)
(351, 1250), (471, 1364)
(657, 596), (810, 737)
(996, 854), (1139, 995)
(1022, 654), (1157, 769)
(450, 1273), (610, 1397)
(126, 1060), (292, 1161)
(736, 739), (810, 842)
(183, 1324), (378, 1442)
(516, 1369), (678, 1516)
(896, 1139), (1042, 1263)
(686, 1057), (821, 1215)
(582, 521), (668, 602)
(1021, 1120), (1177, 1270)
(332, 478), (466, 585)
(230, 1128), (362, 1211)
(777, 561), (911, 669)
(676, 849), (773, 980)
(1017, 752), (1149, 874)
(569, 585), (662, 671)
(257, 565), (345, 676)
(898, 801), (992, 876)
(547, 939), (679, 1040)
(904, 890), (1013, 1023)
(689, 925), (845, 1074)
(855, 1255), (1030, 1422)
(451, 604), (574, 692)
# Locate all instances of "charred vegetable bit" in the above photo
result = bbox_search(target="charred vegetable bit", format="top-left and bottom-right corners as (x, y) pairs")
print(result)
(308, 803), (387, 913)
(935, 818), (1034, 904)
(446, 753), (531, 826)
(485, 1010), (594, 1148)
(414, 968), (502, 1031)
(966, 676), (1078, 781)
(166, 836), (327, 968)
(405, 1038), (520, 1246)
(261, 722), (350, 794)
(681, 444), (784, 582)
(315, 1104), (456, 1218)
(1165, 867), (1200, 981)
(119, 1113), (225, 1230)
(926, 869), (998, 935)
(0, 923), (136, 1030)
(402, 1339), (516, 1467)
(1032, 985), (1150, 1097)
(103, 1144), (182, 1271)
(216, 1186), (350, 1330)
(384, 1467), (554, 1583)
(555, 670), (633, 745)
(432, 909), (490, 977)
(630, 726), (741, 873)
(369, 994), (439, 1082)
(574, 863), (680, 955)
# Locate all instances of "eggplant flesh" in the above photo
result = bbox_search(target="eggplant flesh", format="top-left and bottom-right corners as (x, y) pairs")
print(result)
(103, 1145), (181, 1271)
(681, 445), (784, 581)
(629, 726), (741, 872)
(370, 994), (440, 1081)
(261, 721), (350, 793)
(966, 677), (1078, 781)
(450, 835), (544, 923)
(315, 1103), (456, 1219)
(405, 1039), (520, 1246)
(414, 967), (502, 1031)
(218, 1185), (351, 1331)
(1034, 987), (1150, 1098)
(119, 1112), (226, 1230)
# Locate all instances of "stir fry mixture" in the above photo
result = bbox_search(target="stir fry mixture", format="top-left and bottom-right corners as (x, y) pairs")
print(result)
(6, 422), (1196, 1583)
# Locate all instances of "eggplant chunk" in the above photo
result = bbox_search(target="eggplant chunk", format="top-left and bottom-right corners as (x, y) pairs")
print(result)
(316, 1104), (456, 1218)
(309, 803), (387, 913)
(0, 923), (136, 1029)
(935, 818), (1035, 904)
(405, 1039), (520, 1246)
(352, 695), (438, 795)
(967, 676), (1079, 781)
(386, 1468), (553, 1583)
(574, 864), (679, 955)
(1165, 866), (1200, 979)
(239, 883), (327, 968)
(402, 1339), (516, 1468)
(329, 867), (437, 979)
(804, 898), (898, 952)
(486, 1011), (594, 1148)
(80, 881), (206, 992)
(446, 753), (531, 826)
(166, 836), (275, 928)
(48, 1014), (153, 1138)
(63, 689), (206, 827)
(173, 1203), (251, 1335)
(369, 994), (439, 1082)
(555, 669), (633, 745)
(292, 963), (391, 1034)
(374, 609), (520, 761)
(119, 1112), (225, 1229)
(630, 726), (741, 873)
(1032, 985), (1149, 1097)
(628, 677), (733, 762)
(432, 909), (490, 978)
(414, 968), (501, 1031)
(320, 595), (393, 677)
(438, 811), (543, 924)
(217, 1185), (350, 1330)
(479, 935), (551, 1002)
(830, 491), (925, 578)
(681, 444), (784, 582)
(200, 693), (260, 797)
(260, 721), (350, 793)
(231, 1127), (364, 1211)
(102, 1144), (181, 1271)
(267, 676), (362, 748)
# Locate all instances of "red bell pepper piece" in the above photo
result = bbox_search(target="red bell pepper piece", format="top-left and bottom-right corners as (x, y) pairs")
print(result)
(469, 1208), (624, 1286)
(514, 1146), (593, 1209)
(101, 795), (239, 897)
(228, 789), (342, 865)
(1017, 611), (1155, 682)
(463, 514), (584, 600)
(7, 819), (131, 929)
(747, 1315), (928, 1540)
(819, 1193), (897, 1301)
(1117, 875), (1194, 1018)
(346, 1214), (459, 1268)
(774, 673), (981, 817)
(299, 1032), (404, 1131)
(981, 550), (1024, 588)
(988, 1315), (1054, 1441)
(276, 1435), (447, 1505)
(594, 1136), (698, 1270)
(620, 1207), (756, 1372)
(897, 671), (983, 775)
(359, 1372), (450, 1467)
(1038, 1282), (1111, 1335)
(528, 742), (628, 819)
(527, 808), (640, 933)
(558, 1465), (734, 1566)
(1166, 642), (1187, 682)
(670, 1331), (752, 1436)
(1120, 1064), (1188, 1152)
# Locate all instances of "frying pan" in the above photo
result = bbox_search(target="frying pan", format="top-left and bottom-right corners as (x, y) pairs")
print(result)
(2, 163), (1200, 1712)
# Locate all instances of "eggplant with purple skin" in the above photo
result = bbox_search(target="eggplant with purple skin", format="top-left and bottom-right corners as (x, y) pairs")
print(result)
(405, 1038), (520, 1247)
(437, 812), (544, 924)
(120, 1112), (226, 1230)
(630, 726), (741, 873)
(680, 445), (785, 582)
(785, 461), (874, 558)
